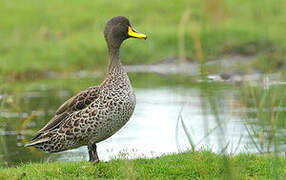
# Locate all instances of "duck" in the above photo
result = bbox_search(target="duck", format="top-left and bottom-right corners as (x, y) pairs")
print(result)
(25, 16), (147, 163)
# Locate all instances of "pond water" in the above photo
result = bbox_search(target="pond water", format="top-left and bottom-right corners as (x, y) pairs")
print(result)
(0, 73), (285, 167)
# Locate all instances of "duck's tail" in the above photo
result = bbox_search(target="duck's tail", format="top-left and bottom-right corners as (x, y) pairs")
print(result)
(24, 137), (49, 147)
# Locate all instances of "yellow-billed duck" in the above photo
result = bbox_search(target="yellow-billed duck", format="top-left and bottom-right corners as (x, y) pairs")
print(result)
(25, 16), (147, 163)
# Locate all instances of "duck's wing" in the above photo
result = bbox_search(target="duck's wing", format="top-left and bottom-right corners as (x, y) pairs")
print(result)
(35, 86), (100, 136)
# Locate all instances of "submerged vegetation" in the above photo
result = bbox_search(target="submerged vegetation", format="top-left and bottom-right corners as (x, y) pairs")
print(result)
(1, 151), (286, 179)
(238, 85), (286, 155)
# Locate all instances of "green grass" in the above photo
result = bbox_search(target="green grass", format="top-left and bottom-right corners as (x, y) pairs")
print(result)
(1, 0), (286, 76)
(0, 151), (285, 179)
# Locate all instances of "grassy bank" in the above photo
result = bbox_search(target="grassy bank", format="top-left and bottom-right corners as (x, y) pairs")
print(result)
(0, 151), (285, 179)
(1, 0), (286, 76)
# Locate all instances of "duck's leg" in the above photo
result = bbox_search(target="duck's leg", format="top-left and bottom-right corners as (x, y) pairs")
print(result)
(88, 143), (99, 163)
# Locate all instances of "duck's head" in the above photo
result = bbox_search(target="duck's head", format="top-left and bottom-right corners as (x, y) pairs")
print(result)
(104, 16), (147, 49)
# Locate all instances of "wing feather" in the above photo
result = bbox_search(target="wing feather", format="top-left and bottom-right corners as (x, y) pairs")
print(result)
(34, 86), (100, 136)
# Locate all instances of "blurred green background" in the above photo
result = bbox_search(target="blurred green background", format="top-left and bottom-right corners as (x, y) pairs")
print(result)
(0, 0), (285, 76)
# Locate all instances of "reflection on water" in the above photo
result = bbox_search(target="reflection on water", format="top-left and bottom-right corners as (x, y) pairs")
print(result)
(0, 77), (285, 167)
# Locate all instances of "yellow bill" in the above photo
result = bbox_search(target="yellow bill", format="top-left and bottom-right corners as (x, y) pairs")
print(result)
(128, 26), (147, 40)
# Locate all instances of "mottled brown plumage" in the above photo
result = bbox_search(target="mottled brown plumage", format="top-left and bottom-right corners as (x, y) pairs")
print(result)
(25, 16), (147, 162)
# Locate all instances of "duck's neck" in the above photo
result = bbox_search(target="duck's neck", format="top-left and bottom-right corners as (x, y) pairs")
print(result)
(108, 46), (122, 72)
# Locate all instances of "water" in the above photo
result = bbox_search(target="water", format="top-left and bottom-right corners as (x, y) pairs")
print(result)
(0, 74), (285, 167)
